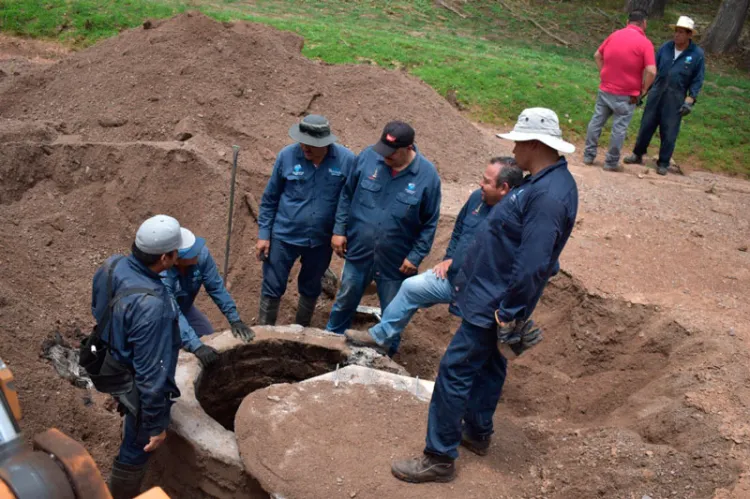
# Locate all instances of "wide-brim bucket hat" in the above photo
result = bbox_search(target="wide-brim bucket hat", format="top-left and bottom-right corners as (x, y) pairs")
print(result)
(497, 107), (575, 154)
(288, 114), (338, 147)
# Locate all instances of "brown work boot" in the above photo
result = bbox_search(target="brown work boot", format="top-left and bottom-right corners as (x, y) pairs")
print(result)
(344, 329), (383, 349)
(461, 432), (491, 456)
(391, 454), (456, 483)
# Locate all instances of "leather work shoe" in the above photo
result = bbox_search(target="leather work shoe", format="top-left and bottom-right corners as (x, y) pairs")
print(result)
(344, 329), (383, 349)
(461, 432), (491, 456)
(391, 454), (456, 483)
(623, 153), (643, 165)
(657, 165), (669, 176)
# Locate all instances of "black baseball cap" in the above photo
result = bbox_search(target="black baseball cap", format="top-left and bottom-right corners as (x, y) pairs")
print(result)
(373, 121), (415, 157)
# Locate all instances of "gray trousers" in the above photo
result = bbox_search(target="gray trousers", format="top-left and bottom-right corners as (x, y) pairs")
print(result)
(584, 90), (636, 167)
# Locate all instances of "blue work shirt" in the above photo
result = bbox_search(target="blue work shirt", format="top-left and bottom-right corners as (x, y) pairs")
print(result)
(454, 158), (578, 328)
(258, 143), (356, 247)
(444, 189), (493, 284)
(162, 246), (241, 353)
(91, 254), (180, 436)
(650, 40), (705, 105)
(333, 146), (441, 281)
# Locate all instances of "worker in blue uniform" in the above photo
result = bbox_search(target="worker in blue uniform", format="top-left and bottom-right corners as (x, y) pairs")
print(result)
(257, 115), (356, 326)
(344, 157), (523, 355)
(624, 15), (705, 175)
(392, 108), (578, 483)
(90, 215), (184, 499)
(326, 121), (441, 336)
(162, 228), (254, 368)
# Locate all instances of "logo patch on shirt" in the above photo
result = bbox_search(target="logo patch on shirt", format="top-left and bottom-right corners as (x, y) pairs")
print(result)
(368, 168), (379, 180)
(686, 56), (693, 63)
(293, 164), (304, 176)
(329, 166), (343, 176)
(406, 183), (416, 194)
(472, 202), (483, 215)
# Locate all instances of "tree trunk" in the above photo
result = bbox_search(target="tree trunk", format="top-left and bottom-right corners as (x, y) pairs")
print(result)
(624, 0), (667, 16)
(702, 0), (750, 53)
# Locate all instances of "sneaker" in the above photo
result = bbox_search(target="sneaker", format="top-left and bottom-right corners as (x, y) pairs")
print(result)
(391, 454), (456, 483)
(461, 432), (491, 456)
(623, 154), (643, 165)
(657, 166), (668, 176)
(583, 157), (595, 166)
(344, 329), (383, 349)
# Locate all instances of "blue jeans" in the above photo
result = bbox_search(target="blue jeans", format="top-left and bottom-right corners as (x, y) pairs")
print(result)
(326, 259), (404, 336)
(369, 270), (453, 354)
(183, 306), (213, 336)
(261, 239), (334, 299)
(425, 320), (507, 460)
(116, 412), (153, 466)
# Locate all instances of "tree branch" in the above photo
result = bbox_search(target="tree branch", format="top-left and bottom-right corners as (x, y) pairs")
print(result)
(437, 0), (468, 19)
(496, 0), (570, 47)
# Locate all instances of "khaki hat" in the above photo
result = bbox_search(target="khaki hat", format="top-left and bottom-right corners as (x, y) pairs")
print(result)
(497, 108), (575, 154)
(671, 16), (696, 33)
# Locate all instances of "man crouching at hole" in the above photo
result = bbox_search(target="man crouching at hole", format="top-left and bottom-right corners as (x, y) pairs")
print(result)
(392, 108), (578, 483)
(87, 215), (186, 498)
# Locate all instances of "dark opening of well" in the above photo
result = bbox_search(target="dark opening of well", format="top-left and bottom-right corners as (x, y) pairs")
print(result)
(195, 339), (346, 431)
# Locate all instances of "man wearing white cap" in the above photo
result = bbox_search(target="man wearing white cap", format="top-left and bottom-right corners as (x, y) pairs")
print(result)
(392, 108), (578, 483)
(88, 215), (184, 498)
(624, 15), (706, 175)
(163, 228), (254, 368)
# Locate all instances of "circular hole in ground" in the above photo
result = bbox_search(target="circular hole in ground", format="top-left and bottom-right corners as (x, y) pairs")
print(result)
(195, 338), (347, 431)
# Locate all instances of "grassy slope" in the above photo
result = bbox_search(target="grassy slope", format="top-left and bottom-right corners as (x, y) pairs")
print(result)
(1, 0), (748, 174)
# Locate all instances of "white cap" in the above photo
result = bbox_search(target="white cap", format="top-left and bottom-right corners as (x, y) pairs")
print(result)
(496, 108), (575, 154)
(135, 215), (183, 255)
(671, 16), (696, 33)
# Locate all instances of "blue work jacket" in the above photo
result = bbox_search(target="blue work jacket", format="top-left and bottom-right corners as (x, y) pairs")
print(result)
(91, 255), (180, 436)
(258, 143), (356, 247)
(454, 158), (578, 328)
(162, 246), (240, 353)
(444, 189), (493, 284)
(333, 146), (441, 280)
(649, 40), (705, 108)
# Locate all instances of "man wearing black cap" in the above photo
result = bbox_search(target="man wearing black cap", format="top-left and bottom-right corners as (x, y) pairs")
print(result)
(257, 115), (356, 326)
(326, 121), (441, 337)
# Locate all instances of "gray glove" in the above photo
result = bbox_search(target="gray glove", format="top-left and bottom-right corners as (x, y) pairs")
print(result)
(679, 101), (693, 117)
(194, 344), (220, 368)
(230, 320), (255, 342)
(496, 318), (543, 357)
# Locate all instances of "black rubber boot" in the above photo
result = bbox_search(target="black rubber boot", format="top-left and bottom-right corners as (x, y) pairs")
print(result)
(294, 295), (317, 327)
(108, 459), (147, 499)
(258, 295), (280, 326)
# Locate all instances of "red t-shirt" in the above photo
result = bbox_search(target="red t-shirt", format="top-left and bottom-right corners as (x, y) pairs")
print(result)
(598, 25), (656, 96)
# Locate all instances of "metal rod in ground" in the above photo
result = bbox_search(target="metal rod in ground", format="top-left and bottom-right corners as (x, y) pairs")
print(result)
(223, 145), (240, 279)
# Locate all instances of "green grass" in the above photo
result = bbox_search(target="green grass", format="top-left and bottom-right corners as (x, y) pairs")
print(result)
(1, 0), (749, 175)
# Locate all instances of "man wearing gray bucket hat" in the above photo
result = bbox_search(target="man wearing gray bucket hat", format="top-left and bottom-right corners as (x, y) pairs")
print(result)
(256, 115), (356, 326)
(88, 215), (184, 497)
(392, 108), (578, 484)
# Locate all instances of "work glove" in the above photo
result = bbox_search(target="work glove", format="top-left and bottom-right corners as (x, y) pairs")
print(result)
(679, 101), (693, 117)
(230, 320), (255, 342)
(495, 311), (543, 358)
(194, 344), (220, 368)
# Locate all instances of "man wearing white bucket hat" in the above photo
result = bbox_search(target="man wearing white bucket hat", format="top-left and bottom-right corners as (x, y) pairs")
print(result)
(624, 15), (706, 175)
(162, 228), (254, 368)
(392, 108), (578, 483)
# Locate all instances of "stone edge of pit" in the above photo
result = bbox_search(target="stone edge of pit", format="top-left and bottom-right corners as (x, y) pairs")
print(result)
(169, 326), (424, 469)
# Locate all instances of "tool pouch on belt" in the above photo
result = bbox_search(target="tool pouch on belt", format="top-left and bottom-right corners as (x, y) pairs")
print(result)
(79, 256), (157, 417)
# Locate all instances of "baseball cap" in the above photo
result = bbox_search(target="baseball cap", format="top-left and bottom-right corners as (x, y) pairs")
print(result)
(373, 121), (415, 157)
(177, 228), (206, 259)
(135, 215), (183, 255)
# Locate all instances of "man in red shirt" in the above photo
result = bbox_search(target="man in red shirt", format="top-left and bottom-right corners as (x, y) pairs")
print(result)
(584, 10), (657, 171)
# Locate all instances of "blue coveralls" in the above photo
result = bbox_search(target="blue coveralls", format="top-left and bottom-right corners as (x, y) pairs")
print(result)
(326, 146), (441, 335)
(162, 246), (240, 353)
(258, 143), (356, 300)
(91, 255), (181, 466)
(425, 158), (578, 460)
(633, 40), (705, 167)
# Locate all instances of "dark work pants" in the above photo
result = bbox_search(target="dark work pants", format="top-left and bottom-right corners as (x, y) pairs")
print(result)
(261, 239), (333, 300)
(633, 92), (684, 167)
(425, 320), (507, 460)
